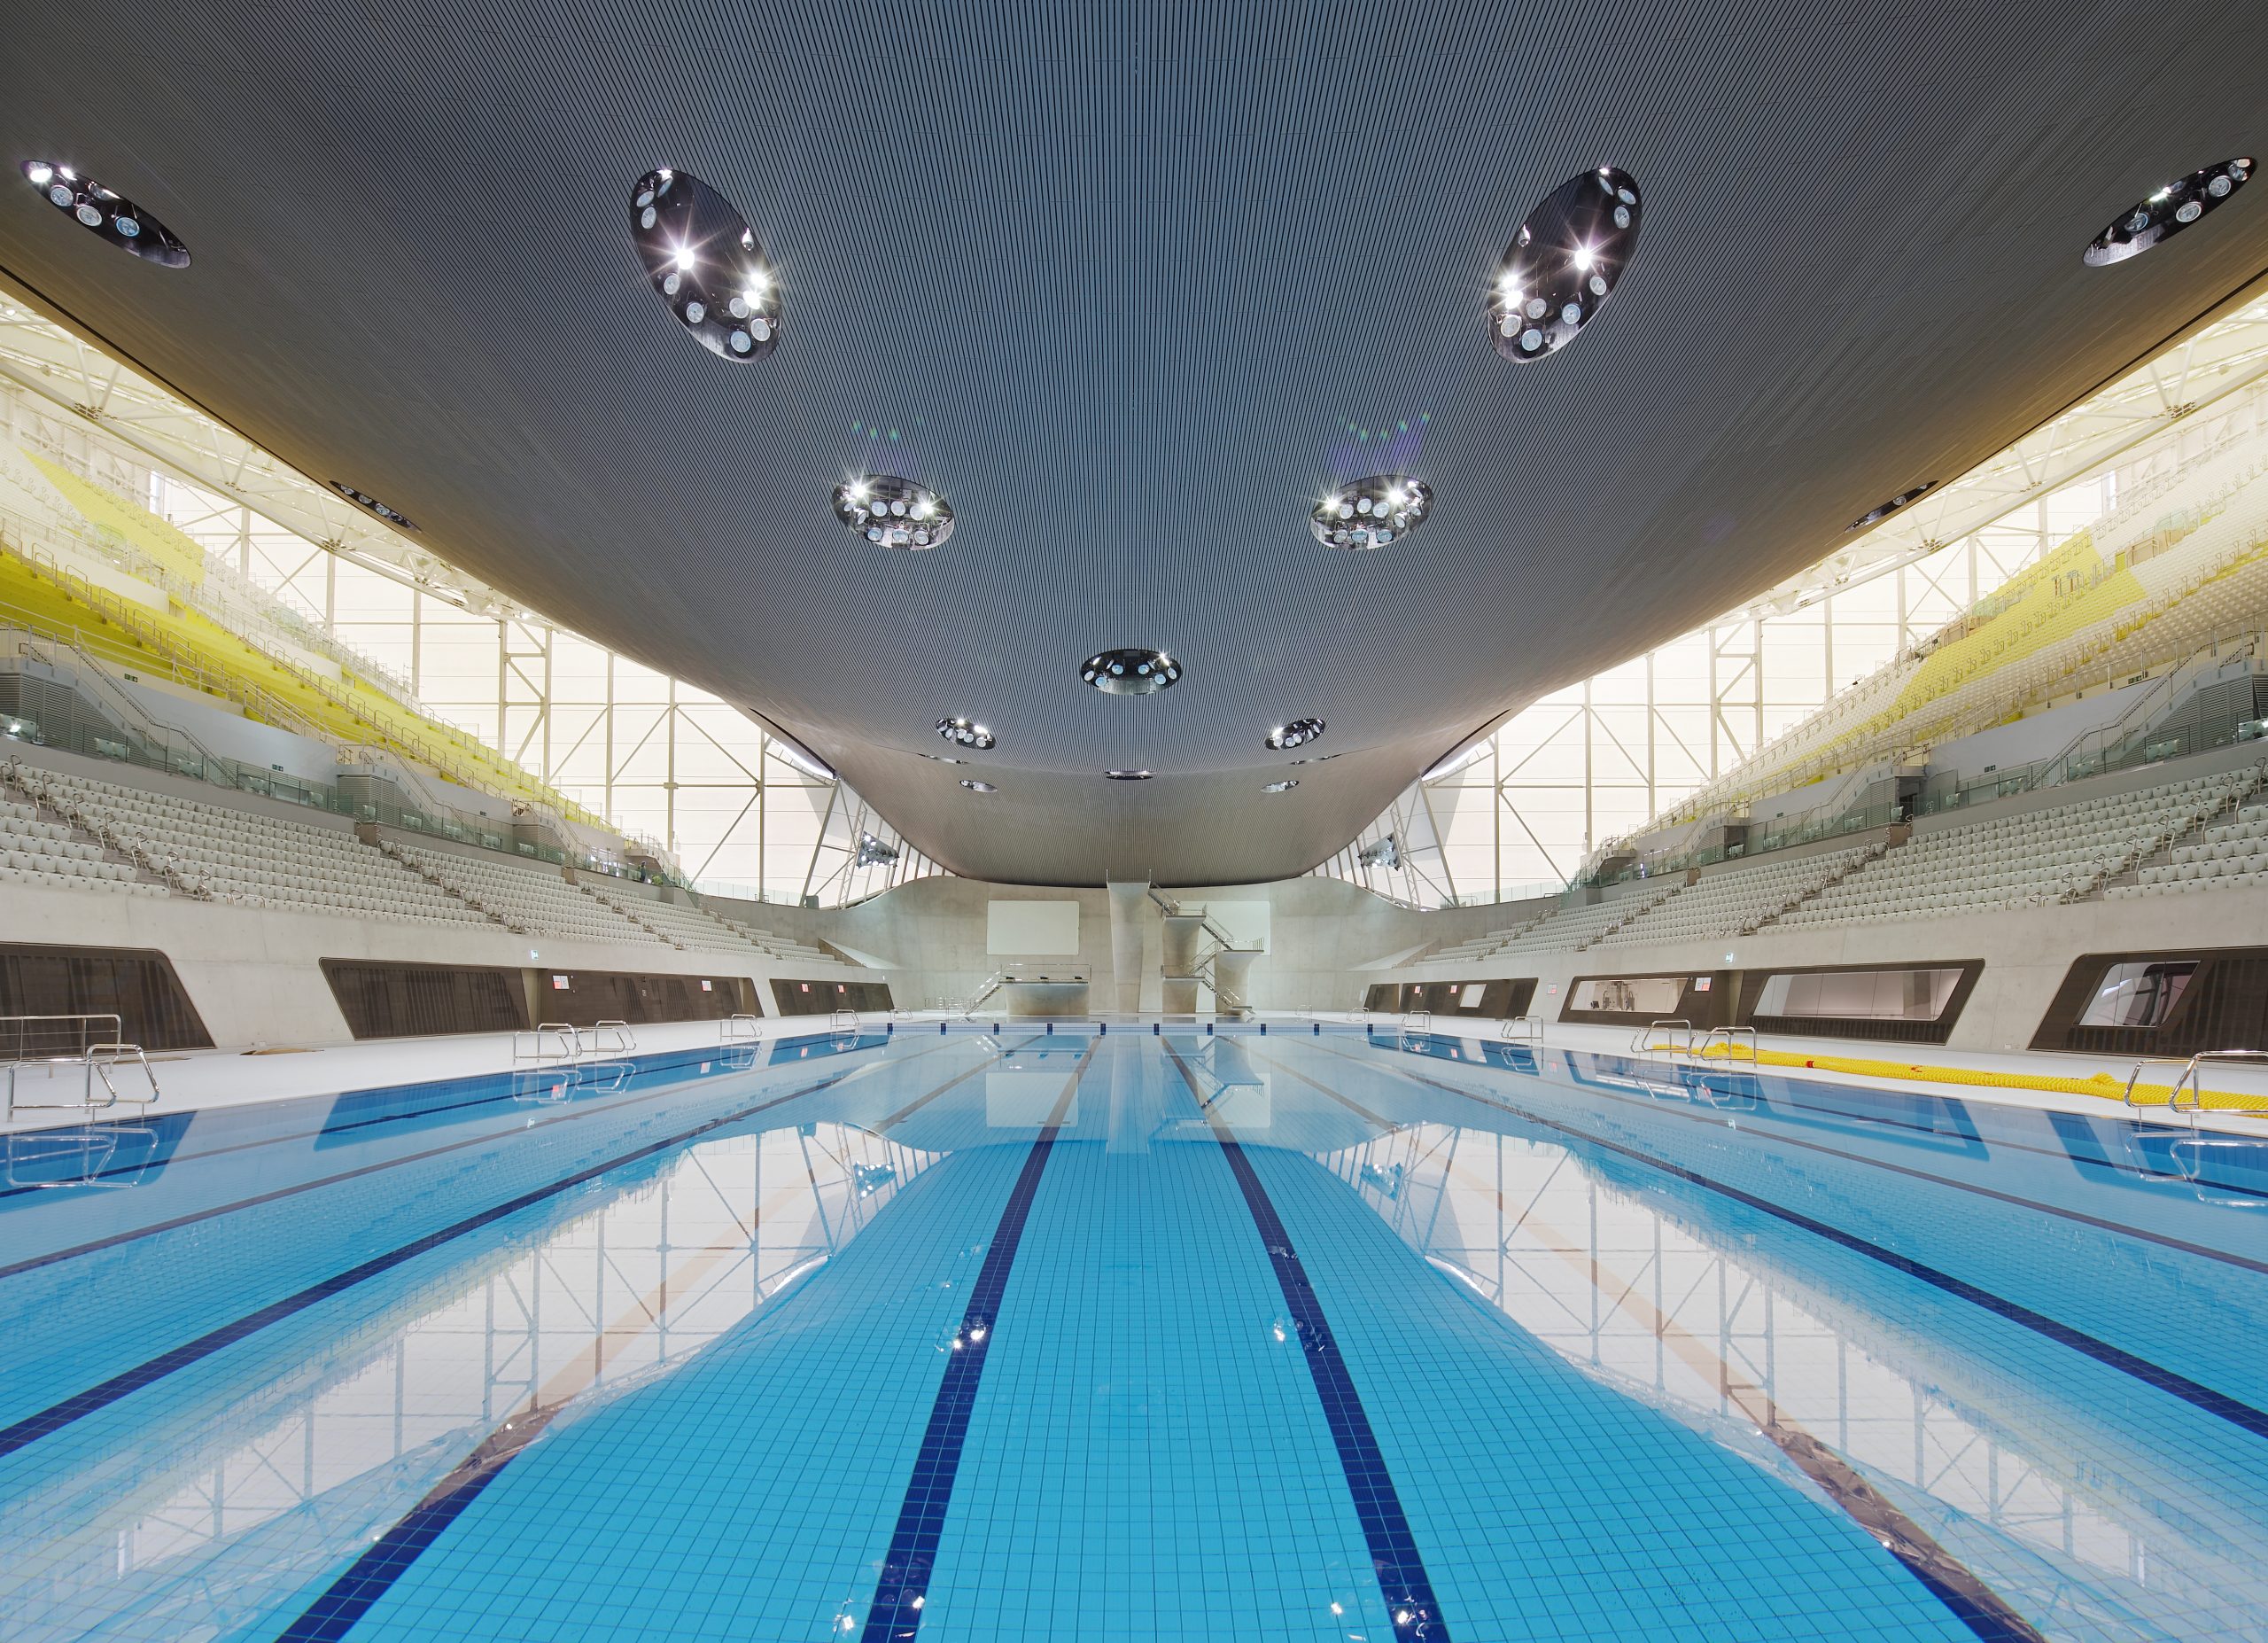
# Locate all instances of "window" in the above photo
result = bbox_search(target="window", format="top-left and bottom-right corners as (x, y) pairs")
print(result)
(1754, 967), (1964, 1022)
(2077, 960), (2196, 1029)
(1570, 977), (1684, 1014)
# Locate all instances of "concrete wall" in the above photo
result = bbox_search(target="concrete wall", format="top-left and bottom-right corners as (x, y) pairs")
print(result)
(0, 878), (792, 1047)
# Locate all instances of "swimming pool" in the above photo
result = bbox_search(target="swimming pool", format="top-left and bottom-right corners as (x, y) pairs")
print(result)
(3, 1024), (2262, 1640)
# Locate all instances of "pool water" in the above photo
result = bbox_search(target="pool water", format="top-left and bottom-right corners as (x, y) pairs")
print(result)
(3, 1025), (2264, 1640)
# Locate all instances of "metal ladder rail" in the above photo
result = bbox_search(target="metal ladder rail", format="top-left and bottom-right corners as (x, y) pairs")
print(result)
(1632, 1017), (1697, 1058)
(1498, 1015), (1543, 1047)
(2167, 1048), (2268, 1129)
(0, 1013), (159, 1120)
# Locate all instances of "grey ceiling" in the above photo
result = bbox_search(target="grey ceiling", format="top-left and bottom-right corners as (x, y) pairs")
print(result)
(2, 0), (2262, 885)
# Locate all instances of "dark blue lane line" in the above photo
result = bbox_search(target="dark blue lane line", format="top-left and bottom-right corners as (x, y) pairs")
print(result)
(1332, 1041), (2268, 1446)
(268, 1039), (1037, 1643)
(1266, 1047), (2044, 1643)
(0, 1038), (891, 1283)
(1162, 1040), (1450, 1642)
(861, 1038), (1098, 1642)
(0, 1033), (871, 1203)
(0, 1040), (951, 1464)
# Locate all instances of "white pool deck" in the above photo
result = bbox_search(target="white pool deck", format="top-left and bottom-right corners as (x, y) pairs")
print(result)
(4, 1011), (2265, 1137)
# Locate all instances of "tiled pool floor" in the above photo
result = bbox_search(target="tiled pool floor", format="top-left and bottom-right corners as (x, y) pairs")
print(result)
(4, 1025), (2263, 1639)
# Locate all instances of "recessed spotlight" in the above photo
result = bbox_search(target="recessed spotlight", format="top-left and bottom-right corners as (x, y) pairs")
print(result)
(838, 475), (954, 549)
(1080, 648), (1182, 697)
(629, 167), (779, 361)
(1264, 717), (1325, 751)
(1311, 479), (1431, 549)
(1104, 769), (1153, 780)
(19, 161), (189, 268)
(936, 716), (994, 751)
(1487, 166), (1641, 360)
(1847, 481), (1936, 532)
(1262, 779), (1299, 793)
(328, 481), (419, 532)
(959, 778), (997, 793)
(2085, 158), (2252, 266)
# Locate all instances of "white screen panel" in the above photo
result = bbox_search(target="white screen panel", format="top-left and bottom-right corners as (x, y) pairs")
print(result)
(987, 900), (1081, 954)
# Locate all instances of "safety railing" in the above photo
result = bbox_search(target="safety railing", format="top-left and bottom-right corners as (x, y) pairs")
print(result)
(2124, 1055), (2202, 1111)
(2168, 1048), (2268, 1127)
(1, 1013), (160, 1120)
(1398, 1009), (1433, 1038)
(829, 1008), (860, 1036)
(1632, 1018), (1696, 1057)
(1499, 1015), (1543, 1047)
(577, 1019), (637, 1057)
(719, 1013), (762, 1044)
(1698, 1024), (1759, 1063)
(960, 973), (1006, 1017)
(513, 1022), (578, 1063)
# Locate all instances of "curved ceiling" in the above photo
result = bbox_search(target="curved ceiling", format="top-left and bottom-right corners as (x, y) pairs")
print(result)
(1, 0), (2262, 885)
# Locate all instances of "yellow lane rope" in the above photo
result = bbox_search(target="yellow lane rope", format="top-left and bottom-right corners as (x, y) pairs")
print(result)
(1639, 1042), (2268, 1114)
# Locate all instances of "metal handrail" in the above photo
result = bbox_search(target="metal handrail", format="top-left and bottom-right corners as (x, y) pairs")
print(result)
(1399, 1009), (1433, 1037)
(514, 1022), (577, 1063)
(1, 1017), (158, 1120)
(829, 1008), (859, 1035)
(1633, 1018), (1696, 1057)
(85, 1042), (159, 1109)
(1499, 1014), (1543, 1046)
(1, 1011), (122, 1061)
(1699, 1024), (1759, 1063)
(720, 1013), (761, 1043)
(2122, 1055), (2196, 1110)
(2168, 1048), (2268, 1126)
(578, 1019), (637, 1057)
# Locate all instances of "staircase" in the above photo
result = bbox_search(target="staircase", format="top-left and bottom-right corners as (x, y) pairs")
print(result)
(1151, 889), (1261, 1017)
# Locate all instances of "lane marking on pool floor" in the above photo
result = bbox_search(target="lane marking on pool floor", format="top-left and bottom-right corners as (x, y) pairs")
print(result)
(859, 1036), (1099, 1642)
(1320, 1039), (2268, 1445)
(1162, 1039), (1451, 1643)
(0, 1038), (978, 1463)
(1254, 1043), (2046, 1643)
(268, 1039), (1041, 1643)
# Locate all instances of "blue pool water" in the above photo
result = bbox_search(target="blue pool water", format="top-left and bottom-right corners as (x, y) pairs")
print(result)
(4, 1024), (2265, 1640)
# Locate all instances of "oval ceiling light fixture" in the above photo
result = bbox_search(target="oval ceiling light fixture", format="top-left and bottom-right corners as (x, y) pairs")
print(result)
(1847, 481), (1935, 532)
(936, 715), (994, 751)
(959, 778), (998, 793)
(838, 475), (953, 549)
(328, 481), (419, 532)
(1104, 769), (1154, 781)
(1311, 478), (1431, 549)
(1264, 717), (1325, 751)
(1080, 649), (1182, 696)
(2085, 158), (2252, 266)
(1262, 779), (1299, 793)
(19, 161), (190, 268)
(629, 167), (780, 361)
(1488, 165), (1642, 360)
